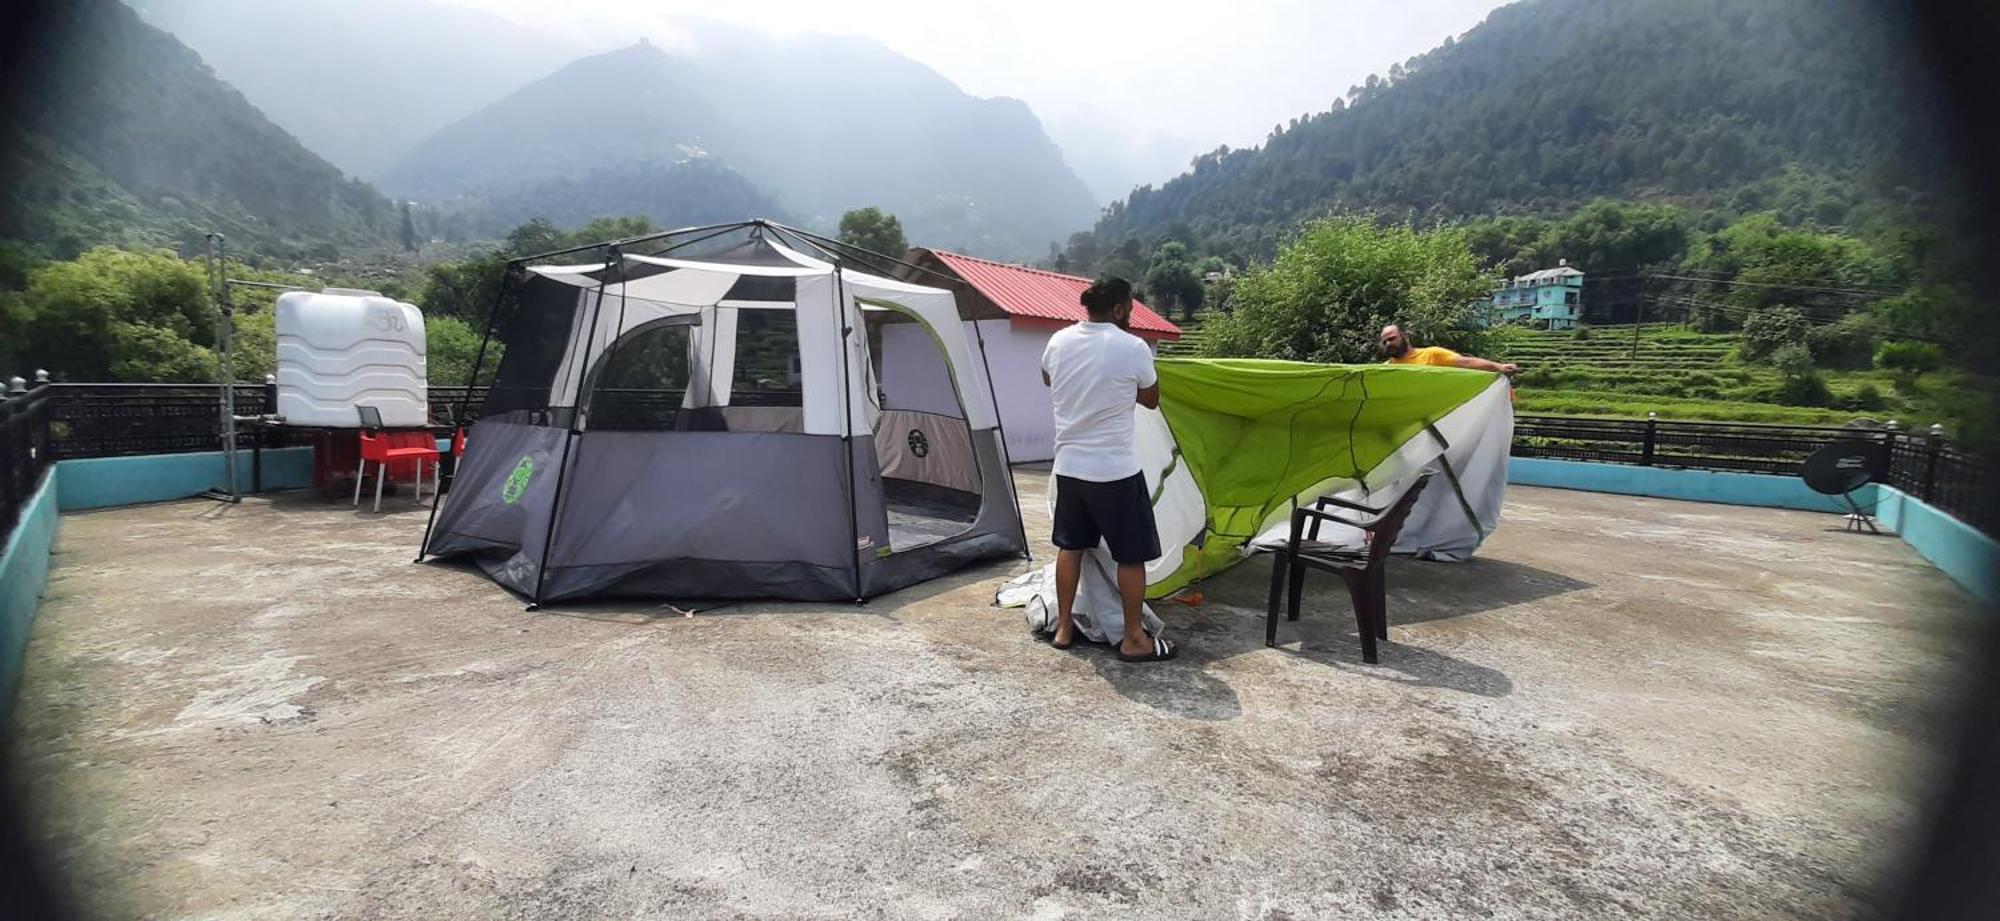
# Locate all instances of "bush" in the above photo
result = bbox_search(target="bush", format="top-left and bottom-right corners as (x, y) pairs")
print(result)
(1806, 312), (1883, 370)
(1776, 373), (1832, 407)
(1200, 217), (1491, 363)
(1770, 344), (1829, 407)
(1841, 382), (1886, 411)
(1741, 306), (1809, 361)
(1573, 324), (1591, 341)
(1875, 340), (1943, 378)
(1770, 343), (1815, 378)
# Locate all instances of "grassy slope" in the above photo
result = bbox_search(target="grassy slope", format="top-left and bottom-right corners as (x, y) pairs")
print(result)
(1489, 326), (1980, 432)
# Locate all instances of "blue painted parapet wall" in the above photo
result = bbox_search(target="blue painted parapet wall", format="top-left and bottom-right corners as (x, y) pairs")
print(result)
(1876, 485), (1999, 605)
(1509, 457), (1860, 515)
(57, 446), (316, 510)
(1510, 457), (1996, 605)
(0, 470), (59, 721)
(54, 438), (451, 511)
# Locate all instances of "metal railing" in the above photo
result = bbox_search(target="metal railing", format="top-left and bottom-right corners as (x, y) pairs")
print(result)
(1515, 413), (1994, 536)
(4, 381), (1991, 542)
(1, 378), (56, 539)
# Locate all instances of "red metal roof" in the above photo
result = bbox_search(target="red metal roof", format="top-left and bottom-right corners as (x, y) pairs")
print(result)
(928, 250), (1182, 339)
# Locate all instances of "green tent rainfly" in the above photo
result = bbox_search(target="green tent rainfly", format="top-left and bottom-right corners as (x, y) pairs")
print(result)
(1143, 359), (1507, 597)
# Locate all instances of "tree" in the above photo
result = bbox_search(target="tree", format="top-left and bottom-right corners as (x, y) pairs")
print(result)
(427, 315), (504, 387)
(504, 219), (563, 257)
(17, 247), (213, 381)
(399, 201), (418, 252)
(1770, 344), (1829, 407)
(1144, 242), (1205, 322)
(1739, 306), (1810, 361)
(1876, 340), (1942, 384)
(417, 251), (509, 323)
(1200, 218), (1491, 363)
(837, 208), (908, 258)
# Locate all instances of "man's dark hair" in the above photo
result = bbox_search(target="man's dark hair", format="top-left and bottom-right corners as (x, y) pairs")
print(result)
(1079, 277), (1132, 320)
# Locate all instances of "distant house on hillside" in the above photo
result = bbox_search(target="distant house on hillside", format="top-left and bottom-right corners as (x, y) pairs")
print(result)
(1488, 260), (1584, 330)
(881, 249), (1181, 463)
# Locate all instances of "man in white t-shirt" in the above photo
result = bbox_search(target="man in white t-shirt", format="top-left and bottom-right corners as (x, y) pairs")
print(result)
(1037, 278), (1177, 663)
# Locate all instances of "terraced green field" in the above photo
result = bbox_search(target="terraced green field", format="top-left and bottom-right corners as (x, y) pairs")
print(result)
(1488, 326), (1980, 431)
(1155, 316), (1983, 435)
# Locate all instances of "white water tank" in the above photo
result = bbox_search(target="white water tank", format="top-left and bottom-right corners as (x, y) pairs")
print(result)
(274, 288), (429, 428)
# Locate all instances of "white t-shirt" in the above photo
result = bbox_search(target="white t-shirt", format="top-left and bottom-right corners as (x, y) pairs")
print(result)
(1040, 321), (1157, 482)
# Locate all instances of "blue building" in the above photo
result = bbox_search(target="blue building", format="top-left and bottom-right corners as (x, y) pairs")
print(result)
(1488, 260), (1584, 330)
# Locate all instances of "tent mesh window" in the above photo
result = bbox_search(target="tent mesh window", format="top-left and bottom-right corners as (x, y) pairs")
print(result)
(588, 321), (693, 431)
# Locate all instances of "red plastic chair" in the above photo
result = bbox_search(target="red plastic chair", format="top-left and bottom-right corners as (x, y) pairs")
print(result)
(354, 429), (441, 512)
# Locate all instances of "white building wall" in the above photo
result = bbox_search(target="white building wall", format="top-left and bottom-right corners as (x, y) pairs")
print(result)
(882, 318), (1060, 463)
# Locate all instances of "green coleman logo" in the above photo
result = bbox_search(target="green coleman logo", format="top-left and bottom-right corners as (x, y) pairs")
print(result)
(501, 456), (535, 504)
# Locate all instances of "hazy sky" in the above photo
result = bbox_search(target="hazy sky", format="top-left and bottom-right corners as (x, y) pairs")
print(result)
(448, 0), (1505, 193)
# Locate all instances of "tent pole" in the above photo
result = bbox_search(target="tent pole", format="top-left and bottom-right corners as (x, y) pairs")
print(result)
(766, 223), (1031, 559)
(832, 266), (866, 603)
(963, 297), (1032, 560)
(527, 246), (621, 610)
(636, 222), (755, 259)
(765, 222), (970, 290)
(415, 262), (519, 562)
(511, 219), (756, 265)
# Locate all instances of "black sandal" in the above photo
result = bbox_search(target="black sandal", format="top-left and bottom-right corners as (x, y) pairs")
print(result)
(1116, 635), (1178, 663)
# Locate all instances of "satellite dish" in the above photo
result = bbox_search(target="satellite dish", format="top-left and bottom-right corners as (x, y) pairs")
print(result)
(1801, 440), (1888, 534)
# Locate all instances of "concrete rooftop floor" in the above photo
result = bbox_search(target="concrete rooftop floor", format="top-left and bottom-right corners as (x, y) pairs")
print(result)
(4, 471), (1986, 920)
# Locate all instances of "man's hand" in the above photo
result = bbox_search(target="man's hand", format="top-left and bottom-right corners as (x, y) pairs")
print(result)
(1499, 362), (1520, 376)
(1453, 355), (1519, 375)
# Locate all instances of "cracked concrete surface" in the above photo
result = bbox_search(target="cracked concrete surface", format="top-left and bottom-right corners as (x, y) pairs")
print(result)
(5, 473), (1983, 919)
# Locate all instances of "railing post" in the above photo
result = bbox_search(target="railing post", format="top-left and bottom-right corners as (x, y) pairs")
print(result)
(1922, 424), (1945, 503)
(1641, 411), (1657, 467)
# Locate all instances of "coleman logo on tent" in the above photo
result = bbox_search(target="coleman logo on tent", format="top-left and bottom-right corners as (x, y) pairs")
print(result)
(501, 456), (535, 504)
(907, 428), (929, 458)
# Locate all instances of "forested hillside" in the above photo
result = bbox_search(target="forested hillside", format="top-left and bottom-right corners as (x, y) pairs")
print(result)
(385, 37), (1098, 261)
(0, 0), (398, 260)
(1082, 0), (1950, 261)
(132, 0), (586, 179)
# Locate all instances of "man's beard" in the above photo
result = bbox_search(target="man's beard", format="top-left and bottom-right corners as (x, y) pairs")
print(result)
(1383, 342), (1409, 357)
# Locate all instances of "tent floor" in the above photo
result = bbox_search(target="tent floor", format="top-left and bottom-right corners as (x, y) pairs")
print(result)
(886, 494), (978, 551)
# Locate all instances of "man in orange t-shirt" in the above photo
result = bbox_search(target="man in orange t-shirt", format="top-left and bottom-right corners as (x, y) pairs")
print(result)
(1380, 324), (1518, 375)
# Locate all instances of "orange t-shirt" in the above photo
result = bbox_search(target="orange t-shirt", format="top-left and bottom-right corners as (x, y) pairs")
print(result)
(1384, 346), (1460, 367)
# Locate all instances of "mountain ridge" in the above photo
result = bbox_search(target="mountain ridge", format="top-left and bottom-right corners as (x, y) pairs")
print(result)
(1083, 0), (1951, 258)
(1, 0), (397, 258)
(383, 37), (1098, 260)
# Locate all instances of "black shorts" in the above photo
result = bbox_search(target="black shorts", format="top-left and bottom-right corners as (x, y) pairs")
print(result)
(1052, 472), (1162, 564)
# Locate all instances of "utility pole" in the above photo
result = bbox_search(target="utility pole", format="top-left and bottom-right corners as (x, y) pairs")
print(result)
(1629, 291), (1645, 360)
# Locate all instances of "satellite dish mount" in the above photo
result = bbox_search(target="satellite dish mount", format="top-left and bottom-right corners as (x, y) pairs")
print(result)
(1800, 440), (1890, 535)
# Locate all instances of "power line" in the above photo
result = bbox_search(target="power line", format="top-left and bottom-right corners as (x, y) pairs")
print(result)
(1641, 294), (1955, 346)
(1640, 271), (1901, 299)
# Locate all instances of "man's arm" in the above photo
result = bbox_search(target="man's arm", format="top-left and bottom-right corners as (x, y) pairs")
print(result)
(1452, 355), (1520, 375)
(1133, 339), (1160, 409)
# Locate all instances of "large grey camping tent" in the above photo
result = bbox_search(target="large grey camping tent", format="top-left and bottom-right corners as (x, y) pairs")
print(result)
(418, 221), (1028, 605)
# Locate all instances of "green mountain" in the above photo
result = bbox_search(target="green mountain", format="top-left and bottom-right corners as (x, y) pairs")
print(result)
(131, 0), (592, 180)
(384, 36), (1099, 261)
(0, 0), (397, 259)
(1086, 0), (1951, 258)
(441, 158), (790, 241)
